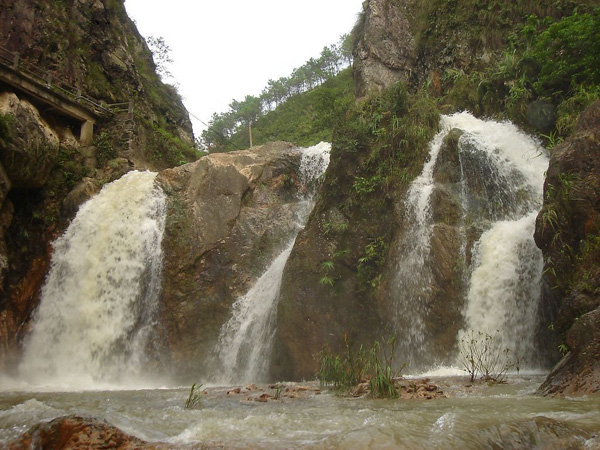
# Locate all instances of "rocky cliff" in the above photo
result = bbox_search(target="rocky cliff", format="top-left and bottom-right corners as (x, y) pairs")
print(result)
(535, 101), (600, 396)
(0, 0), (195, 371)
(156, 142), (304, 382)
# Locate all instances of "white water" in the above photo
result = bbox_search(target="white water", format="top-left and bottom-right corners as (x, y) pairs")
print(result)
(15, 171), (167, 390)
(394, 112), (548, 368)
(463, 211), (545, 362)
(215, 142), (331, 384)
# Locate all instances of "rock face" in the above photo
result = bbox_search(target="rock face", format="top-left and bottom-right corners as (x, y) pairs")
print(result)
(156, 142), (304, 382)
(0, 0), (195, 170)
(271, 134), (398, 380)
(353, 0), (418, 98)
(535, 101), (600, 396)
(353, 0), (578, 99)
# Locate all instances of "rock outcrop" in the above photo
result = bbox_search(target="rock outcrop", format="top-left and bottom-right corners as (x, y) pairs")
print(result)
(535, 101), (600, 396)
(156, 142), (304, 382)
(353, 0), (418, 98)
(7, 415), (155, 450)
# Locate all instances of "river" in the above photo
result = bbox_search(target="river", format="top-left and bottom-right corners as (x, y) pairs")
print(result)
(1, 374), (599, 448)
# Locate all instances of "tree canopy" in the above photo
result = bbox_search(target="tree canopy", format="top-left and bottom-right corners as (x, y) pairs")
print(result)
(200, 34), (353, 152)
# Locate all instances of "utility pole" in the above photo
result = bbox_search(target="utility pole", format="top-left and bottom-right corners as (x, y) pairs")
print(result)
(248, 121), (253, 148)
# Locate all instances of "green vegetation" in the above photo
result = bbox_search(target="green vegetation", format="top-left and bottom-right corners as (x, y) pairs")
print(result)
(56, 146), (90, 190)
(0, 113), (14, 146)
(357, 237), (388, 291)
(184, 383), (204, 409)
(318, 335), (403, 398)
(441, 8), (600, 145)
(335, 82), (439, 198)
(458, 330), (519, 383)
(93, 132), (118, 168)
(201, 35), (353, 152)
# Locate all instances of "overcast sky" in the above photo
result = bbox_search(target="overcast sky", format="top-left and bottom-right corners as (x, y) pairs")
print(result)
(124, 0), (364, 137)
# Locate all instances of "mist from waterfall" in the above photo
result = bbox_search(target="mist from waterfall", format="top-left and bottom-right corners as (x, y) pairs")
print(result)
(214, 142), (331, 384)
(17, 171), (167, 390)
(393, 112), (548, 370)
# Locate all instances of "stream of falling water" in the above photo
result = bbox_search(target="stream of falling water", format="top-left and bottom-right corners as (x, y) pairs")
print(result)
(214, 142), (331, 384)
(16, 171), (167, 390)
(393, 112), (548, 369)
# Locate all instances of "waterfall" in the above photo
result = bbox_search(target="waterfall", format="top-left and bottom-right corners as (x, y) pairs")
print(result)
(215, 142), (331, 384)
(393, 112), (548, 369)
(18, 171), (167, 389)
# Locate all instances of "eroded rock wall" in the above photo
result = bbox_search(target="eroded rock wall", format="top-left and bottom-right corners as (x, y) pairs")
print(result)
(353, 0), (418, 98)
(156, 142), (304, 382)
(535, 101), (600, 396)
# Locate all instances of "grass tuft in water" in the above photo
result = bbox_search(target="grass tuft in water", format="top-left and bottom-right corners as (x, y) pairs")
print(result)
(184, 383), (204, 409)
(318, 334), (404, 398)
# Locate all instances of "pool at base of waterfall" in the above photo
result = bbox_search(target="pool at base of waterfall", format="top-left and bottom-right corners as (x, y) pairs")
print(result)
(1, 375), (599, 449)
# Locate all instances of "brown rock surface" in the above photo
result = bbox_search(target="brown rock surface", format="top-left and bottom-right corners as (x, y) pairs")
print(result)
(7, 415), (153, 450)
(156, 142), (304, 382)
(353, 0), (418, 98)
(535, 101), (600, 395)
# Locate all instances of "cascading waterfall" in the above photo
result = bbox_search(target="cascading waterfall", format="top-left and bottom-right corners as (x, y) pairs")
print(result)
(393, 112), (548, 369)
(18, 171), (167, 389)
(215, 142), (331, 384)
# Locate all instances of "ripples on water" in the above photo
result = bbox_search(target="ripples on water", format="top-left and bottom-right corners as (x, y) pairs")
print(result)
(1, 375), (599, 448)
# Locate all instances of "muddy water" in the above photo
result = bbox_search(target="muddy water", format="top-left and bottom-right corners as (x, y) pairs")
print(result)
(1, 375), (599, 448)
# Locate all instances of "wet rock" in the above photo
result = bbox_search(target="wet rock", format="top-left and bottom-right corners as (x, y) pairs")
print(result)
(397, 378), (448, 400)
(8, 415), (154, 450)
(433, 128), (464, 185)
(352, 382), (370, 397)
(535, 101), (600, 395)
(61, 178), (100, 217)
(527, 100), (556, 133)
(227, 387), (241, 395)
(155, 142), (304, 382)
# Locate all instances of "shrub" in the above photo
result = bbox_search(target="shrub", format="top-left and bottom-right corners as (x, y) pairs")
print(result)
(530, 10), (600, 96)
(457, 330), (518, 383)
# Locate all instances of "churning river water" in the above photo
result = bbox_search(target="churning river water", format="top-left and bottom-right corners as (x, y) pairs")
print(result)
(1, 375), (600, 448)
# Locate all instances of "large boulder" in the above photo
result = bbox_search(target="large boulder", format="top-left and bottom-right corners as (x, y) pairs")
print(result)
(535, 101), (600, 395)
(7, 415), (160, 450)
(156, 142), (304, 382)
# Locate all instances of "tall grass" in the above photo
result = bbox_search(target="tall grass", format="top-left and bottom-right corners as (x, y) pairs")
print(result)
(318, 335), (404, 398)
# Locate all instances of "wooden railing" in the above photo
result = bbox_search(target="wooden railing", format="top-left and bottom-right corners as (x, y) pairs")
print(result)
(0, 45), (130, 116)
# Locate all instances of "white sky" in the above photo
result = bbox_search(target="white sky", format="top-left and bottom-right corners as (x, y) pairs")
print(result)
(124, 0), (364, 137)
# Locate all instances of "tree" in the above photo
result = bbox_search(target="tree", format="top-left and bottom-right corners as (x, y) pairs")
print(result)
(146, 36), (173, 81)
(338, 33), (354, 66)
